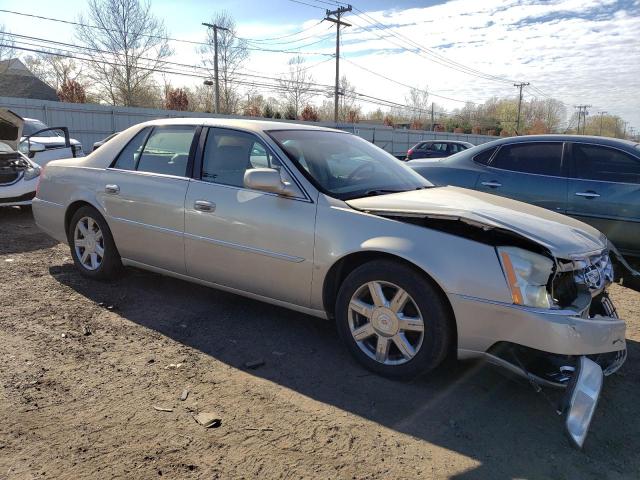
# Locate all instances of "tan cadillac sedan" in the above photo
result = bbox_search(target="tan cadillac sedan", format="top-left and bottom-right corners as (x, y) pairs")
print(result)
(33, 119), (626, 447)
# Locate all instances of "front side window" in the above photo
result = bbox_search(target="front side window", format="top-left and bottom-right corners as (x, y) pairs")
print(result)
(22, 119), (62, 138)
(490, 142), (563, 176)
(136, 126), (195, 176)
(269, 130), (431, 200)
(201, 129), (290, 188)
(572, 143), (640, 184)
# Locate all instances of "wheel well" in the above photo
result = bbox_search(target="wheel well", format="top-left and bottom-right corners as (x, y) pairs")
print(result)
(64, 201), (94, 237)
(322, 251), (458, 355)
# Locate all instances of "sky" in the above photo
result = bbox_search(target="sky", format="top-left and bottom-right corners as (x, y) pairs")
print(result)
(1, 0), (639, 130)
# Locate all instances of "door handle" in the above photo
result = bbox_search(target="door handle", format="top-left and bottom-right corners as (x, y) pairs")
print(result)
(194, 200), (216, 212)
(481, 181), (502, 188)
(104, 184), (120, 194)
(575, 191), (600, 199)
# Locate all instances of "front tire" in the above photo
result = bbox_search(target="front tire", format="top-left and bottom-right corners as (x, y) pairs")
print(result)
(68, 206), (122, 280)
(336, 260), (453, 379)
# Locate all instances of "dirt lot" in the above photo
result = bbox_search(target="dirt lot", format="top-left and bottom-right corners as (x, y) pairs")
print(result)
(1, 207), (639, 480)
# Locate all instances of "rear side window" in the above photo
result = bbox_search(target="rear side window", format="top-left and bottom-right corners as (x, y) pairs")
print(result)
(136, 126), (196, 177)
(113, 128), (150, 170)
(572, 144), (640, 184)
(473, 147), (497, 165)
(490, 142), (563, 176)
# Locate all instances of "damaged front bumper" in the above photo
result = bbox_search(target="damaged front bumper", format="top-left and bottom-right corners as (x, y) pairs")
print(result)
(453, 292), (626, 448)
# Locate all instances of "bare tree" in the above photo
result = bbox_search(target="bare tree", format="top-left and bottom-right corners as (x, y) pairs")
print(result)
(199, 11), (248, 114)
(0, 25), (16, 72)
(23, 54), (84, 90)
(338, 75), (359, 122)
(75, 0), (172, 106)
(278, 56), (315, 117)
(404, 86), (429, 123)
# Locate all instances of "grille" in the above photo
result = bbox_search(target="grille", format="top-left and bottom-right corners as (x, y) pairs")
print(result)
(0, 171), (21, 185)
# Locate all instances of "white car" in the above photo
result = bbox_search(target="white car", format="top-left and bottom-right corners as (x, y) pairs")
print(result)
(19, 117), (84, 167)
(0, 110), (41, 208)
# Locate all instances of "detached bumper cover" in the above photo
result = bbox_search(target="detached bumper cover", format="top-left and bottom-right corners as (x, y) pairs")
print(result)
(451, 293), (626, 357)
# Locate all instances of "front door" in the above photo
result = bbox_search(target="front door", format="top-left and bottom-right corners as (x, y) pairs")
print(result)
(184, 127), (316, 307)
(100, 125), (198, 274)
(566, 142), (640, 256)
(475, 141), (568, 213)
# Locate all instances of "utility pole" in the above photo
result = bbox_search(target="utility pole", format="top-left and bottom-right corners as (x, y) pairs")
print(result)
(597, 111), (607, 136)
(325, 5), (352, 124)
(513, 82), (529, 135)
(430, 102), (435, 131)
(574, 105), (591, 135)
(203, 22), (230, 114)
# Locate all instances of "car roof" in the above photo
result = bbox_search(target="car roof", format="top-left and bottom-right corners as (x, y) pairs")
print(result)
(474, 134), (639, 150)
(135, 117), (344, 134)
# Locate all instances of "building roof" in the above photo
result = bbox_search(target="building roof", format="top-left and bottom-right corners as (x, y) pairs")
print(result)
(0, 58), (58, 101)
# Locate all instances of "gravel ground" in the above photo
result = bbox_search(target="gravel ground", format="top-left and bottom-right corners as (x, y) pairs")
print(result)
(1, 207), (639, 479)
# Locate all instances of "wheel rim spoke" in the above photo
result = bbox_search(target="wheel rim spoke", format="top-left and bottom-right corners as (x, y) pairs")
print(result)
(368, 281), (387, 307)
(398, 315), (424, 332)
(389, 288), (409, 313)
(393, 333), (416, 360)
(375, 336), (390, 362)
(349, 299), (373, 319)
(80, 248), (90, 264)
(352, 323), (375, 341)
(95, 244), (105, 257)
(77, 221), (89, 237)
(75, 238), (87, 248)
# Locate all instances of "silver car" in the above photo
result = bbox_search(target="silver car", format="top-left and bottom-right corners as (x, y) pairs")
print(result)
(33, 119), (626, 448)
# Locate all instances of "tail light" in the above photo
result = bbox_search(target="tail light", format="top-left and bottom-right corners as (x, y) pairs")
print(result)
(407, 149), (413, 156)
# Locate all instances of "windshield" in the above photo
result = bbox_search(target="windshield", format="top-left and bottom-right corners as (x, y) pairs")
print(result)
(22, 119), (62, 138)
(269, 130), (432, 200)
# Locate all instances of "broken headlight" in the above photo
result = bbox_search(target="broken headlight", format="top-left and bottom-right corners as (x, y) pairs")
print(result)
(497, 246), (554, 308)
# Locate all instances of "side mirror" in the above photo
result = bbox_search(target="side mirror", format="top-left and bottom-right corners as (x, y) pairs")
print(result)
(29, 142), (46, 153)
(244, 168), (296, 197)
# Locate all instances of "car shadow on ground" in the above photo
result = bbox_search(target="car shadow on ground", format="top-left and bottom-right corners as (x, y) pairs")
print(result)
(50, 263), (640, 479)
(0, 207), (59, 255)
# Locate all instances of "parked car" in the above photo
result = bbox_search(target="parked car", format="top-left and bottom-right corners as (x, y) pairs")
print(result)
(409, 135), (640, 261)
(405, 140), (474, 161)
(92, 132), (119, 152)
(19, 117), (84, 166)
(0, 110), (41, 208)
(33, 119), (626, 448)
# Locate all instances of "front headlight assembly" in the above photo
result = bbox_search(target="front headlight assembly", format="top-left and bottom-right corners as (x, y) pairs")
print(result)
(497, 246), (554, 309)
(23, 165), (42, 181)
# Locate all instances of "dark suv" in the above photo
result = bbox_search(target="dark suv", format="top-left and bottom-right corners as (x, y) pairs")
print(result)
(405, 140), (474, 160)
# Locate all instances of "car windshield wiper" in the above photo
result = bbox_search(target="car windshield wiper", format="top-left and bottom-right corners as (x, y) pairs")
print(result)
(362, 189), (407, 197)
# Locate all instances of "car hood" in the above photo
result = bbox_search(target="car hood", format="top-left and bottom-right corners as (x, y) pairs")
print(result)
(0, 109), (24, 150)
(346, 186), (607, 258)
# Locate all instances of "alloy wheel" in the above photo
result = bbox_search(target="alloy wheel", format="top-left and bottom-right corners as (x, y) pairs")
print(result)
(348, 281), (425, 365)
(74, 216), (104, 271)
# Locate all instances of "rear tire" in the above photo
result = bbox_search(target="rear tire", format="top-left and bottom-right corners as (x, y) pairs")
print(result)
(68, 206), (122, 280)
(335, 260), (453, 380)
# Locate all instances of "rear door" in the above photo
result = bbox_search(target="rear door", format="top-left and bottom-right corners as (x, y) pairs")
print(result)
(101, 125), (199, 274)
(567, 142), (640, 256)
(475, 141), (568, 213)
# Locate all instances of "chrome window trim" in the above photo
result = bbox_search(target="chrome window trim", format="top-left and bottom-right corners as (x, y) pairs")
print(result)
(568, 140), (640, 184)
(199, 126), (313, 203)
